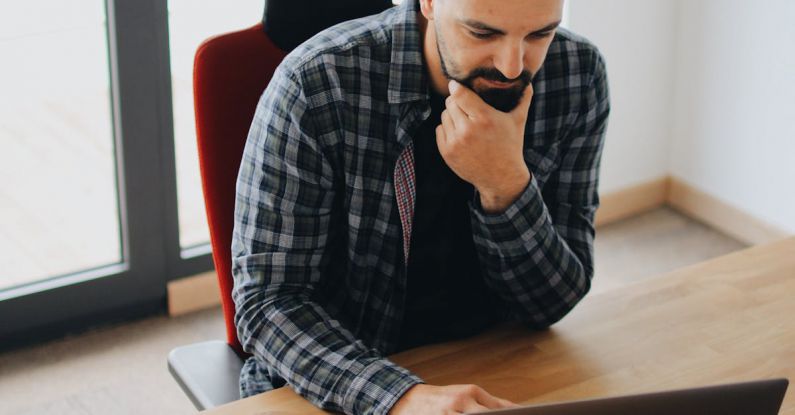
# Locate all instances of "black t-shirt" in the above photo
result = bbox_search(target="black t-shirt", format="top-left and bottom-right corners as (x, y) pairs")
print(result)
(398, 92), (506, 351)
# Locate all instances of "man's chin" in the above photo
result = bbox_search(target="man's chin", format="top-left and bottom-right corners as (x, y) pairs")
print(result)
(474, 86), (525, 113)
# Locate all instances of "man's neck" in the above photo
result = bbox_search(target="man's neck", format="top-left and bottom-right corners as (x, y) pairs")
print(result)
(418, 13), (450, 96)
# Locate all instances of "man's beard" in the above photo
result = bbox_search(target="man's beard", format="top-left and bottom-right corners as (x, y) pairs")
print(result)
(437, 34), (533, 112)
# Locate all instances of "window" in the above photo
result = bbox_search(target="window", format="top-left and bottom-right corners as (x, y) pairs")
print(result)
(0, 0), (262, 346)
(167, 0), (264, 252)
(0, 1), (120, 291)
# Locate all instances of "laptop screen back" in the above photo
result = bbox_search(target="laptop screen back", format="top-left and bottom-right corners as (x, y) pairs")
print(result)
(477, 378), (789, 415)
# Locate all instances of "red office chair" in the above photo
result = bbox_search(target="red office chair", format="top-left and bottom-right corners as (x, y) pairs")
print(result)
(167, 2), (395, 410)
(167, 23), (287, 410)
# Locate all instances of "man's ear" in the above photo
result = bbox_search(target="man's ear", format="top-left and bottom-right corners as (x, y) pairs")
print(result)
(418, 0), (435, 20)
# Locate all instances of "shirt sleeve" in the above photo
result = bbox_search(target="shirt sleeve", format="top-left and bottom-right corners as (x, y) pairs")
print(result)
(469, 49), (610, 329)
(232, 66), (421, 415)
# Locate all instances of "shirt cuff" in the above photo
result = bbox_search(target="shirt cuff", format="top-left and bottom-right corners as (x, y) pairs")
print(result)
(343, 358), (424, 415)
(469, 175), (550, 254)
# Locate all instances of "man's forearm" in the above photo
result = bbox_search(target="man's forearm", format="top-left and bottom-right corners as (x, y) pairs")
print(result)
(470, 177), (595, 328)
(235, 280), (422, 414)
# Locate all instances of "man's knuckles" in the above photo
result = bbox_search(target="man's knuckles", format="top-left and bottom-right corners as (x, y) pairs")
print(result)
(441, 110), (454, 128)
(448, 92), (486, 117)
(435, 125), (446, 143)
(448, 389), (478, 408)
(455, 123), (474, 142)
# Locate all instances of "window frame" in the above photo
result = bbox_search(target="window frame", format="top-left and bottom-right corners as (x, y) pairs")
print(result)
(0, 0), (213, 349)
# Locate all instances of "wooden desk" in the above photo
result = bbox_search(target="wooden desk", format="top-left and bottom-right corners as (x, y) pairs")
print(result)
(206, 237), (795, 414)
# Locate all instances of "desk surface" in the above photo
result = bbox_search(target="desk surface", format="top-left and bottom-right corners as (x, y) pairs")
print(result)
(206, 237), (795, 414)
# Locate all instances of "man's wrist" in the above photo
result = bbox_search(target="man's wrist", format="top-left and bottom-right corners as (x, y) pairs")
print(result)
(478, 169), (532, 214)
(389, 384), (426, 414)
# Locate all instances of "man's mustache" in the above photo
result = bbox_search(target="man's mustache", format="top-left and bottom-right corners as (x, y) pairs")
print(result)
(465, 68), (533, 85)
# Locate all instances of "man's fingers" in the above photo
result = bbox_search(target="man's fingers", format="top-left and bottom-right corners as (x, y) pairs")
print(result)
(473, 387), (518, 409)
(511, 82), (535, 121)
(445, 96), (470, 126)
(459, 401), (490, 414)
(440, 111), (457, 146)
(435, 124), (448, 151)
(449, 80), (488, 118)
(441, 109), (456, 132)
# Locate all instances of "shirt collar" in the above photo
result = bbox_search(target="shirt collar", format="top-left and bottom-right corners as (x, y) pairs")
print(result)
(387, 0), (431, 104)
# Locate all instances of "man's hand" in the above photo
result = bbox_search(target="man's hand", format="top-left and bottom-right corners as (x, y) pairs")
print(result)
(390, 384), (519, 414)
(436, 80), (534, 213)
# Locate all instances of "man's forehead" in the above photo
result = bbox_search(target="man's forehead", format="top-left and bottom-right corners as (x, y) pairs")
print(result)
(442, 0), (563, 31)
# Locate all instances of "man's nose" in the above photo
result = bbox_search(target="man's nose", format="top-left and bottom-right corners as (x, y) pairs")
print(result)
(494, 42), (525, 81)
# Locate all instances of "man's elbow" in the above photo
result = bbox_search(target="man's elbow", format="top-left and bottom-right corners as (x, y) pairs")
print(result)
(232, 285), (280, 353)
(519, 280), (591, 330)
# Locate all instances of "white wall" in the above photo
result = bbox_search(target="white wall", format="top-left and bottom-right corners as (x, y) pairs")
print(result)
(568, 0), (678, 194)
(670, 0), (795, 233)
(569, 0), (795, 234)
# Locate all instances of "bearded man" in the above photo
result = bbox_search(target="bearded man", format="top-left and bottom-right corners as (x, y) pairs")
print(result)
(232, 0), (610, 413)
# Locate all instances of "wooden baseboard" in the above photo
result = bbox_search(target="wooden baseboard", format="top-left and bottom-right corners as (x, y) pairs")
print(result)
(167, 271), (220, 316)
(667, 177), (791, 246)
(596, 177), (670, 228)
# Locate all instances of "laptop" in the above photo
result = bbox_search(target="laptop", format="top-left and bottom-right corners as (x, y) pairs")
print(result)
(475, 378), (789, 415)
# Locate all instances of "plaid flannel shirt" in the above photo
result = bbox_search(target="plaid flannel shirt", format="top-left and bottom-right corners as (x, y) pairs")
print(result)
(231, 1), (610, 414)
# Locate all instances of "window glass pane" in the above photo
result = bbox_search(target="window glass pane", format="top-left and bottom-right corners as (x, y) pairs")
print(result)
(0, 2), (120, 291)
(168, 0), (264, 251)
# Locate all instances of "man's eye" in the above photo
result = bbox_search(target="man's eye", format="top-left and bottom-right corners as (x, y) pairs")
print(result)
(470, 31), (494, 39)
(532, 31), (554, 39)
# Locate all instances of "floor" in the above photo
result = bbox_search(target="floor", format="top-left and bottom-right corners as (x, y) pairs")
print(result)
(0, 207), (748, 415)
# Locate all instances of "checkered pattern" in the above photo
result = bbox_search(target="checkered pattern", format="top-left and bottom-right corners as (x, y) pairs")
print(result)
(231, 1), (610, 414)
(393, 143), (416, 263)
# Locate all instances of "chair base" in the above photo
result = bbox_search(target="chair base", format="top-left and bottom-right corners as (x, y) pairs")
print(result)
(168, 340), (245, 410)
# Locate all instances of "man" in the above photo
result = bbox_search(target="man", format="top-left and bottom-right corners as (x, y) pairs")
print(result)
(232, 0), (609, 413)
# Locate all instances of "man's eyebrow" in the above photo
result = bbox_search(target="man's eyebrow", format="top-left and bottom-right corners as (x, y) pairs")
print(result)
(461, 19), (562, 36)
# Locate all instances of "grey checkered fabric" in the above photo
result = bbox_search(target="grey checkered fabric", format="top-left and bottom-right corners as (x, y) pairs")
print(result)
(231, 1), (610, 414)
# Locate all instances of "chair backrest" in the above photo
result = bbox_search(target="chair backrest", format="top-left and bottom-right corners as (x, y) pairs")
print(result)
(262, 0), (394, 51)
(194, 23), (287, 355)
(195, 1), (395, 356)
